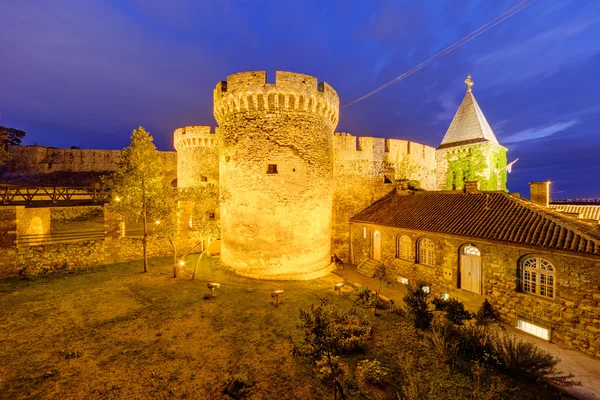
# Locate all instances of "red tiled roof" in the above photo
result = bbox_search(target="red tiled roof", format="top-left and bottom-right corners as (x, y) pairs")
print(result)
(350, 190), (600, 256)
(550, 204), (600, 222)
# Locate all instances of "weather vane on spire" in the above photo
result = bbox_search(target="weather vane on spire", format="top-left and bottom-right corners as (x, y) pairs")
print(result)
(465, 74), (474, 93)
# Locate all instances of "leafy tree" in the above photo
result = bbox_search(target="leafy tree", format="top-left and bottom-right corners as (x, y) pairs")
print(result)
(403, 281), (433, 330)
(179, 184), (220, 280)
(372, 263), (393, 316)
(150, 182), (181, 277)
(104, 126), (165, 272)
(0, 126), (26, 146)
(292, 298), (372, 400)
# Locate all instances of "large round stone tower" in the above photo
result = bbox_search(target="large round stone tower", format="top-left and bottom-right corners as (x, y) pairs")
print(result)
(173, 126), (219, 188)
(213, 71), (339, 279)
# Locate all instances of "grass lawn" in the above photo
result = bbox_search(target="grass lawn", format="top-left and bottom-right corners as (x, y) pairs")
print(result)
(0, 256), (573, 399)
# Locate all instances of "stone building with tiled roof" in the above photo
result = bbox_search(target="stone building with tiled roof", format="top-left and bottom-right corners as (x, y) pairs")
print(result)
(349, 182), (600, 358)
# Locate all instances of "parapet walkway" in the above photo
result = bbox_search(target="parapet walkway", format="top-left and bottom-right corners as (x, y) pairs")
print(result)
(331, 263), (600, 400)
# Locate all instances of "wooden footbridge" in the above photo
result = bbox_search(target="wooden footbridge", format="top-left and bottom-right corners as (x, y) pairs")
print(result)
(0, 185), (111, 207)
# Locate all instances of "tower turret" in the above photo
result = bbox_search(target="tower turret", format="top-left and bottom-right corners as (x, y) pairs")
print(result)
(214, 71), (339, 279)
(173, 126), (218, 188)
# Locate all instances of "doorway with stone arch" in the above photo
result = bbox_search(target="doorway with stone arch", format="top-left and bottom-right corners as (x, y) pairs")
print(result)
(460, 244), (481, 294)
(372, 230), (381, 261)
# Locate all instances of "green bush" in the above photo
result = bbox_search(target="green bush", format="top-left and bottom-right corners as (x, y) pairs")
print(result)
(475, 299), (499, 326)
(495, 335), (579, 386)
(354, 286), (374, 305)
(314, 356), (343, 382)
(403, 282), (433, 330)
(430, 319), (498, 368)
(356, 359), (388, 387)
(432, 297), (472, 325)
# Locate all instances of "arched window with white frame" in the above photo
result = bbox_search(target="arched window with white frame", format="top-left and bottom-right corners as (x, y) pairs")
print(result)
(417, 238), (435, 266)
(522, 257), (555, 299)
(396, 235), (412, 260)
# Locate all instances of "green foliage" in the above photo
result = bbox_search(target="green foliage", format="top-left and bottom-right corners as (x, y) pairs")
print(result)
(104, 126), (165, 223)
(292, 298), (372, 400)
(475, 299), (499, 326)
(103, 126), (166, 272)
(293, 298), (372, 357)
(402, 282), (433, 330)
(314, 356), (343, 382)
(432, 297), (473, 325)
(355, 360), (388, 386)
(495, 335), (579, 386)
(444, 145), (507, 191)
(0, 125), (26, 146)
(373, 264), (393, 315)
(353, 286), (374, 305)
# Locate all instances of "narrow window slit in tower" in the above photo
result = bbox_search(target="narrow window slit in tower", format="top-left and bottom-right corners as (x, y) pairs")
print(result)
(267, 164), (278, 174)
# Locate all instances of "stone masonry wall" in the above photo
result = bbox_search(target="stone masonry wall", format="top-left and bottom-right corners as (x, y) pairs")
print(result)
(332, 133), (436, 259)
(350, 222), (600, 358)
(6, 146), (177, 183)
(0, 235), (198, 279)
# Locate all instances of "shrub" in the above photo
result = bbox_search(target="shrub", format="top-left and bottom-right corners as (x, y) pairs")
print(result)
(432, 297), (472, 325)
(475, 299), (499, 326)
(495, 335), (579, 386)
(314, 356), (344, 382)
(402, 282), (433, 330)
(221, 373), (254, 399)
(354, 286), (374, 305)
(355, 359), (388, 386)
(430, 319), (499, 369)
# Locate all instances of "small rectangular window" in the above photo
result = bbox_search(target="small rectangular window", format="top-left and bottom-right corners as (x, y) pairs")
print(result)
(267, 164), (278, 174)
(200, 176), (208, 182)
(363, 227), (367, 239)
(208, 212), (215, 220)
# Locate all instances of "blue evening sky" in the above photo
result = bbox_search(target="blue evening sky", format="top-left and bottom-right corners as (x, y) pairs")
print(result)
(1, 0), (599, 198)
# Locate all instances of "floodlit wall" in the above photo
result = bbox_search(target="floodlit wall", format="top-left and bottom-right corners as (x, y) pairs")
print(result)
(331, 133), (436, 259)
(214, 71), (339, 279)
(6, 146), (177, 182)
(350, 222), (600, 358)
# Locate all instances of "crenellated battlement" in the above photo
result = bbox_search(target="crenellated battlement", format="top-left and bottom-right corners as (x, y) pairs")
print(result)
(173, 126), (217, 150)
(213, 71), (339, 128)
(333, 133), (436, 163)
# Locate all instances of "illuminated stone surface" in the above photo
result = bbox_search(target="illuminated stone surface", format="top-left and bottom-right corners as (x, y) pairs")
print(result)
(214, 71), (339, 279)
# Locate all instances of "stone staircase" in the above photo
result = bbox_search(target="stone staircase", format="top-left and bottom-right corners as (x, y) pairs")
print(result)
(356, 259), (383, 278)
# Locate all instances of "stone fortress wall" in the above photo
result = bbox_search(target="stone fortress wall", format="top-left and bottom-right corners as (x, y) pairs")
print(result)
(331, 133), (437, 258)
(5, 145), (177, 182)
(213, 71), (339, 279)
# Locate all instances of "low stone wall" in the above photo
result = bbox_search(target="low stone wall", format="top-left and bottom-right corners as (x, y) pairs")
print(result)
(350, 222), (600, 358)
(0, 234), (201, 279)
(51, 206), (103, 221)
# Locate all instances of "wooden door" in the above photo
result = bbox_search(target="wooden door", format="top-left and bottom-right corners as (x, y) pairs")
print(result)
(373, 231), (381, 261)
(460, 255), (481, 294)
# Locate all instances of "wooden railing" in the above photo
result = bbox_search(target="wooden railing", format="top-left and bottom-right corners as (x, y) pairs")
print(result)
(16, 230), (106, 246)
(0, 185), (111, 206)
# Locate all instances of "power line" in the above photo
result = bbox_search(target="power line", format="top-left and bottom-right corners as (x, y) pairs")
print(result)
(342, 0), (538, 109)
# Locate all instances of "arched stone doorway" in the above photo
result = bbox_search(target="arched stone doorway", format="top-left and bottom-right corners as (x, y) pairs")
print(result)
(372, 230), (381, 261)
(460, 245), (481, 294)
